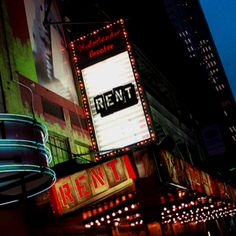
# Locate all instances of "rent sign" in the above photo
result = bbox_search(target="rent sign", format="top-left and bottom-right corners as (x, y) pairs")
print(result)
(50, 155), (136, 215)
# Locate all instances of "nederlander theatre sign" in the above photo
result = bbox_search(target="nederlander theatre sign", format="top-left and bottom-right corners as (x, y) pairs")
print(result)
(70, 19), (155, 159)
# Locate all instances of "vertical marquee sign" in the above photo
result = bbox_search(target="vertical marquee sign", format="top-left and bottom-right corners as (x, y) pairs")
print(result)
(70, 19), (155, 159)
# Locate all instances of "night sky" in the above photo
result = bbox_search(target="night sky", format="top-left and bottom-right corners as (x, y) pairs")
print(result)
(61, 0), (236, 104)
(199, 0), (236, 101)
(57, 0), (236, 199)
(61, 0), (185, 80)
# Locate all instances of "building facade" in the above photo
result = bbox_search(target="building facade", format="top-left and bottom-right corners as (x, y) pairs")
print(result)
(163, 0), (236, 184)
(0, 0), (236, 235)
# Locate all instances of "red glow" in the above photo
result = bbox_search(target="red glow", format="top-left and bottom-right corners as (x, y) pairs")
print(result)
(59, 183), (74, 206)
(89, 44), (114, 59)
(51, 155), (135, 215)
(75, 175), (91, 198)
(123, 155), (136, 180)
(90, 167), (105, 188)
(106, 159), (120, 182)
(51, 187), (63, 215)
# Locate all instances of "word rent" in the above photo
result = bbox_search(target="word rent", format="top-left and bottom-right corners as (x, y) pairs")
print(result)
(94, 83), (138, 117)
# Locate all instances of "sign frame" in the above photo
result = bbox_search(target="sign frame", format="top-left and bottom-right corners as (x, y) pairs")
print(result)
(70, 19), (155, 160)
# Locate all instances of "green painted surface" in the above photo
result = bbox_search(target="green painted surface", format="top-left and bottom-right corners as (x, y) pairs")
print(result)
(0, 1), (36, 114)
(0, 1), (92, 167)
(13, 38), (38, 82)
(1, 1), (37, 82)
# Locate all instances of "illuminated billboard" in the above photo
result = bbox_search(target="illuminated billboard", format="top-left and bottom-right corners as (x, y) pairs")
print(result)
(24, 0), (79, 103)
(50, 155), (136, 215)
(160, 149), (236, 202)
(70, 19), (155, 159)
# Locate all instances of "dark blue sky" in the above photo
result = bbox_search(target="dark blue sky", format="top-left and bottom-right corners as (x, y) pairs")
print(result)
(199, 0), (236, 101)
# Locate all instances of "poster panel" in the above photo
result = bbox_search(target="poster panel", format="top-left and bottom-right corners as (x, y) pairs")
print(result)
(24, 0), (78, 103)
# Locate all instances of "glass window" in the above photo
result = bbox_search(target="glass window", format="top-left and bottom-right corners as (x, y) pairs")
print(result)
(47, 134), (70, 166)
(42, 99), (64, 121)
(75, 142), (92, 163)
(69, 111), (87, 130)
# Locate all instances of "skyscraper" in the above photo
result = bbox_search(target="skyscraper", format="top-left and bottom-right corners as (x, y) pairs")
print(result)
(163, 0), (236, 182)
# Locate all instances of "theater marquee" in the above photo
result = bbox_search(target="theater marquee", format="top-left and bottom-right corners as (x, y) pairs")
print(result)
(50, 155), (136, 215)
(70, 19), (155, 159)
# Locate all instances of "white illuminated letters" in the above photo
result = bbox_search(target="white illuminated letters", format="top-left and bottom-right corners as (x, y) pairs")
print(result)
(94, 83), (138, 117)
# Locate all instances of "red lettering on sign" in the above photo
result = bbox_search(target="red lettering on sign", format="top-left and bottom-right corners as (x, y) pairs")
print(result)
(90, 166), (105, 188)
(52, 155), (136, 215)
(89, 44), (114, 59)
(59, 183), (74, 206)
(78, 30), (121, 53)
(106, 159), (120, 182)
(75, 175), (91, 198)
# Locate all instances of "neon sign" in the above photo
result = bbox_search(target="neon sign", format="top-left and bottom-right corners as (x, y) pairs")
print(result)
(0, 114), (55, 205)
(50, 155), (135, 215)
(160, 149), (236, 202)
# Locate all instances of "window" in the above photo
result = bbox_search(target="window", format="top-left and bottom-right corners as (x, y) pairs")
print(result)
(69, 111), (87, 130)
(42, 99), (64, 121)
(75, 142), (92, 163)
(47, 134), (70, 166)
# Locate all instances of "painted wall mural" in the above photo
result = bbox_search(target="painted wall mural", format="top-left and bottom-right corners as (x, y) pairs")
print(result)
(24, 0), (78, 103)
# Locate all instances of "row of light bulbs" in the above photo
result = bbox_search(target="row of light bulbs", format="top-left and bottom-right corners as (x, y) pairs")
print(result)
(161, 196), (236, 225)
(84, 203), (143, 228)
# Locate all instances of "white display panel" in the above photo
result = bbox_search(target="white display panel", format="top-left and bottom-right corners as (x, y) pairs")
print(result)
(81, 51), (151, 151)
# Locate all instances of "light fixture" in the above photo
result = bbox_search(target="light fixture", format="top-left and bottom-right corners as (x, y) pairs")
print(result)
(0, 114), (56, 205)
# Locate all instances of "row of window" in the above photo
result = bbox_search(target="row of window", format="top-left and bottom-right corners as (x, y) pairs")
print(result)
(41, 99), (91, 166)
(42, 98), (87, 130)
